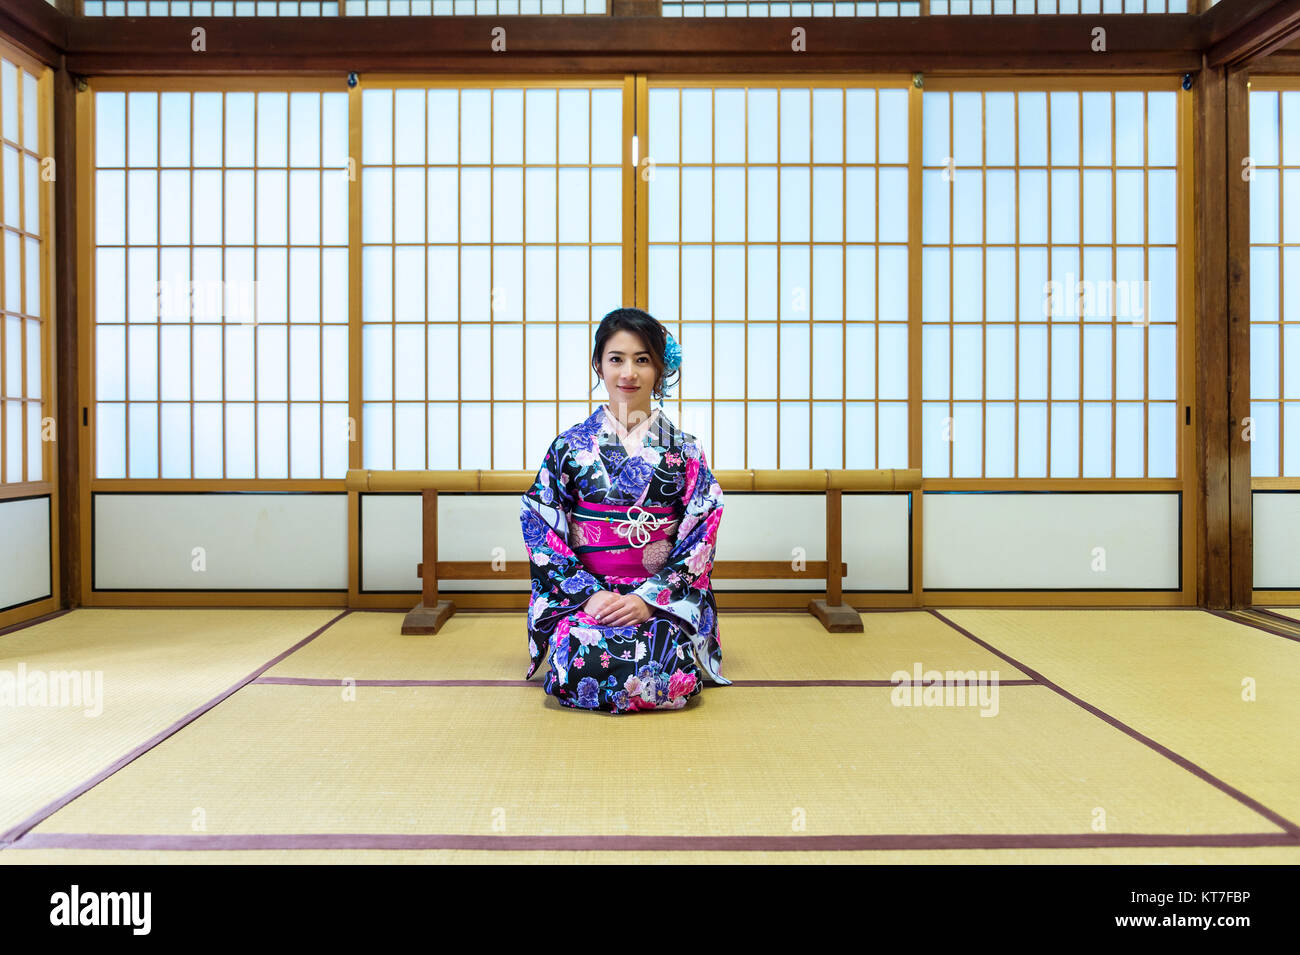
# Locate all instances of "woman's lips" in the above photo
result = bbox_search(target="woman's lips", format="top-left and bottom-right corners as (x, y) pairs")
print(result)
(619, 385), (639, 391)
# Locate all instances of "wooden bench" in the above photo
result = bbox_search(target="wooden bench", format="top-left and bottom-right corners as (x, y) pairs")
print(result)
(343, 467), (922, 635)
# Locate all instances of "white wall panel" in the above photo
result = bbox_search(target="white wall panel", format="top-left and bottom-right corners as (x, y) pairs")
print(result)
(923, 492), (1179, 589)
(842, 493), (911, 591)
(1253, 492), (1300, 589)
(94, 493), (346, 589)
(360, 492), (912, 593)
(0, 496), (51, 609)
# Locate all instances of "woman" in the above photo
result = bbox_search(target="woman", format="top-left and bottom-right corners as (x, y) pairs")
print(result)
(520, 307), (730, 714)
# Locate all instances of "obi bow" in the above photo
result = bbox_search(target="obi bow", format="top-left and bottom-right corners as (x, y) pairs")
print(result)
(613, 505), (667, 548)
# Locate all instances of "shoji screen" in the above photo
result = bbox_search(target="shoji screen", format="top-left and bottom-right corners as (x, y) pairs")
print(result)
(1, 53), (47, 487)
(1248, 87), (1300, 480)
(643, 80), (912, 471)
(91, 88), (351, 480)
(358, 80), (630, 472)
(0, 43), (53, 623)
(1248, 83), (1300, 593)
(920, 88), (1181, 479)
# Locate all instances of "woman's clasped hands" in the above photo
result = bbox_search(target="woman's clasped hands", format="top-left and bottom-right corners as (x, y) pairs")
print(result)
(584, 590), (654, 627)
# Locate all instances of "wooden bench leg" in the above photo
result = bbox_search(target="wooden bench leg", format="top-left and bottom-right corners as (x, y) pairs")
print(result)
(402, 600), (456, 635)
(403, 487), (456, 634)
(807, 598), (864, 632)
(810, 487), (864, 632)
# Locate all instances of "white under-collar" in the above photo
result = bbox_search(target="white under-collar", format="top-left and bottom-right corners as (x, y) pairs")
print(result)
(603, 404), (659, 456)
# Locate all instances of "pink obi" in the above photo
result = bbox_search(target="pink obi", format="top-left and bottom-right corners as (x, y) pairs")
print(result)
(569, 501), (679, 578)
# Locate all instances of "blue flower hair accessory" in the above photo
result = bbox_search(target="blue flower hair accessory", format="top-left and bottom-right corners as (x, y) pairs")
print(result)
(657, 331), (682, 409)
(663, 330), (682, 373)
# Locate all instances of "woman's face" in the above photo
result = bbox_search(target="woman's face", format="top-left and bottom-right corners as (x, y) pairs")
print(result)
(599, 329), (658, 416)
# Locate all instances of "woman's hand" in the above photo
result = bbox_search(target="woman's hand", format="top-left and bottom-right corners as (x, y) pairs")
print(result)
(583, 591), (620, 620)
(586, 592), (653, 627)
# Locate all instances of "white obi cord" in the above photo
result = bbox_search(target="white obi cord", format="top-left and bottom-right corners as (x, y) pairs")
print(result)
(613, 505), (667, 549)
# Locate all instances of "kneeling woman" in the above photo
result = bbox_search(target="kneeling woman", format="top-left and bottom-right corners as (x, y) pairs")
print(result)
(520, 307), (730, 714)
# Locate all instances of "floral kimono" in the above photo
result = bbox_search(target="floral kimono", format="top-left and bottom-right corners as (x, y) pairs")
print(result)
(520, 403), (729, 714)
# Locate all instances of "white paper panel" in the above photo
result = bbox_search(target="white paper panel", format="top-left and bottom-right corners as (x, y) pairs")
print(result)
(360, 492), (912, 594)
(0, 495), (51, 609)
(923, 492), (1179, 589)
(95, 493), (346, 589)
(1253, 492), (1300, 589)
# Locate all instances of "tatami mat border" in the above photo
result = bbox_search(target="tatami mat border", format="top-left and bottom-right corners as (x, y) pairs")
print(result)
(0, 608), (73, 638)
(1252, 608), (1300, 627)
(1205, 609), (1300, 643)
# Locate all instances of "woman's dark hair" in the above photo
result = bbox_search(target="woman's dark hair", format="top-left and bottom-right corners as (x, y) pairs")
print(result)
(591, 307), (679, 401)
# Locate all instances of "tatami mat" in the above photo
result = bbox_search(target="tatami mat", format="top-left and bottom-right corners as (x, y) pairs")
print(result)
(263, 609), (1030, 682)
(4, 607), (1296, 864)
(0, 609), (343, 837)
(23, 682), (1282, 838)
(940, 609), (1300, 821)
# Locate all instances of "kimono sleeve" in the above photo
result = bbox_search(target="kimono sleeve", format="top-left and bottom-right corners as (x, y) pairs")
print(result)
(631, 443), (723, 638)
(520, 436), (605, 679)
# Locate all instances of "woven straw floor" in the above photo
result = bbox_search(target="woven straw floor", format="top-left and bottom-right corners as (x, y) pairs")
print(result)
(2, 607), (1296, 864)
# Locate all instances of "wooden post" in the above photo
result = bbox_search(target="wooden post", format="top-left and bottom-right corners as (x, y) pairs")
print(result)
(1196, 64), (1254, 610)
(808, 487), (863, 632)
(54, 67), (80, 609)
(402, 487), (455, 634)
(1225, 68), (1253, 608)
(1195, 64), (1231, 609)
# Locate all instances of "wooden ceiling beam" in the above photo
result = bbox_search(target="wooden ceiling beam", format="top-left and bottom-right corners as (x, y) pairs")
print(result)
(1250, 50), (1300, 70)
(0, 0), (67, 67)
(1201, 0), (1291, 43)
(1203, 0), (1300, 67)
(10, 0), (1300, 75)
(59, 14), (1202, 74)
(60, 52), (1205, 77)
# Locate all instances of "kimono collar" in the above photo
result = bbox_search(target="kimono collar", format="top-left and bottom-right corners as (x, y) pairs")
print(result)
(602, 404), (660, 456)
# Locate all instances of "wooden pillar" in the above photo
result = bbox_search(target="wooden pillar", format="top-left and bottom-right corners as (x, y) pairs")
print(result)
(53, 67), (80, 610)
(1195, 64), (1229, 609)
(1225, 68), (1253, 608)
(1195, 64), (1254, 610)
(1190, 65), (1222, 605)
